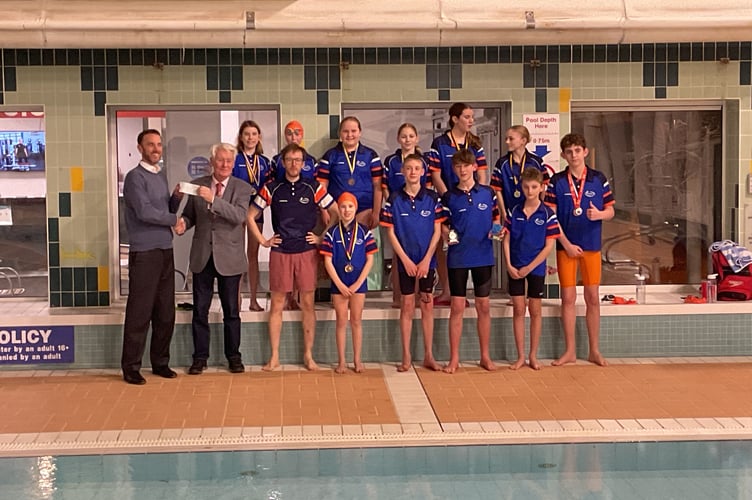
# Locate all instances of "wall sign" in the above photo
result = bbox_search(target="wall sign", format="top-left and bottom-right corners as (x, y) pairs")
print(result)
(0, 326), (74, 364)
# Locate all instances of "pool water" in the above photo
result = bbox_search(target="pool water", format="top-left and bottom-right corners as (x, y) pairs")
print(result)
(2, 441), (752, 499)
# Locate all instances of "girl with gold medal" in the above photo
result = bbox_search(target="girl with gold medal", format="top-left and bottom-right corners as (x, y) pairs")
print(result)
(317, 117), (383, 229)
(319, 193), (378, 374)
(490, 125), (551, 219)
(232, 120), (272, 312)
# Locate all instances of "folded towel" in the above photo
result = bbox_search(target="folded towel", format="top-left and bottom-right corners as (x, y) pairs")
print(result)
(709, 240), (752, 273)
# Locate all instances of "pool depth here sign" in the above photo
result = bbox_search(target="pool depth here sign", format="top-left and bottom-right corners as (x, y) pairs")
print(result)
(0, 326), (74, 364)
(522, 113), (560, 172)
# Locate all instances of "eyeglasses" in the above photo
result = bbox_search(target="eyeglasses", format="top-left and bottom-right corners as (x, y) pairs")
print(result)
(285, 158), (304, 165)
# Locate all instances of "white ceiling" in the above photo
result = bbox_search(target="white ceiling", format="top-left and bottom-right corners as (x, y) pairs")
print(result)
(2, 0), (751, 47)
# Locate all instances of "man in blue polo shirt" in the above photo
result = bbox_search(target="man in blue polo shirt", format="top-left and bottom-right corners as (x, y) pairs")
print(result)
(441, 149), (501, 374)
(247, 143), (338, 371)
(380, 153), (445, 373)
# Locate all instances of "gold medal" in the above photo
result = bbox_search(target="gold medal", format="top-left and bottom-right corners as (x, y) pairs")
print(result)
(513, 190), (521, 198)
(573, 207), (583, 216)
(348, 177), (355, 186)
(338, 220), (359, 274)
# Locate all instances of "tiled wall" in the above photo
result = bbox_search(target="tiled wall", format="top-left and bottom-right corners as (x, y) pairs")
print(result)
(1, 42), (751, 307)
(29, 313), (752, 369)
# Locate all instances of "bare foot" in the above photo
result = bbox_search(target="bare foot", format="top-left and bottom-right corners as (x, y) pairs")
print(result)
(262, 359), (280, 371)
(588, 351), (608, 366)
(551, 353), (577, 366)
(509, 358), (526, 370)
(354, 362), (364, 373)
(398, 357), (411, 372)
(443, 361), (459, 374)
(422, 358), (441, 371)
(304, 357), (319, 371)
(479, 358), (497, 371)
(528, 357), (542, 370)
(335, 363), (347, 374)
(248, 301), (264, 312)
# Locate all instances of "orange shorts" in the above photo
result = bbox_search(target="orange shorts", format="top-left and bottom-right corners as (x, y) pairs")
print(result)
(556, 250), (602, 288)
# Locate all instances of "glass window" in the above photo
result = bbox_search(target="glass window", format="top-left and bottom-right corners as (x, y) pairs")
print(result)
(571, 102), (723, 285)
(0, 109), (47, 298)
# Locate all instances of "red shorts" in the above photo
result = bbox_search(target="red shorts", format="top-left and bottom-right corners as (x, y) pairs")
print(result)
(269, 249), (319, 293)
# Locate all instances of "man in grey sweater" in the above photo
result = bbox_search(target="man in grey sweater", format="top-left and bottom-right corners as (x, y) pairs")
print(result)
(121, 129), (184, 384)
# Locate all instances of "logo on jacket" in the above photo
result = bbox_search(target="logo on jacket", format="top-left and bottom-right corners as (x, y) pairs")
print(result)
(299, 197), (310, 204)
(535, 218), (545, 225)
(420, 210), (432, 217)
(585, 190), (596, 198)
(478, 203), (488, 210)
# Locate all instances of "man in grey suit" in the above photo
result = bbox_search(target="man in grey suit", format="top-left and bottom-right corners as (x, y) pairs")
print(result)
(176, 142), (253, 374)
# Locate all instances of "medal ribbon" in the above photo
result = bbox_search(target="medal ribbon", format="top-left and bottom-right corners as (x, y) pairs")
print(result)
(344, 143), (359, 178)
(510, 151), (526, 190)
(338, 220), (359, 264)
(449, 131), (467, 152)
(243, 152), (259, 187)
(567, 167), (587, 210)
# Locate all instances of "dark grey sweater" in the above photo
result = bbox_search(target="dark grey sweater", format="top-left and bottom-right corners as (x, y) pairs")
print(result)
(122, 164), (177, 252)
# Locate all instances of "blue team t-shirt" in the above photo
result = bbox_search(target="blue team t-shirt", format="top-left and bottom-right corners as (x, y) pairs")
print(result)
(381, 149), (430, 195)
(503, 202), (560, 276)
(544, 166), (615, 252)
(319, 221), (378, 293)
(232, 152), (272, 194)
(380, 187), (445, 272)
(317, 142), (382, 214)
(426, 133), (487, 192)
(253, 177), (334, 254)
(490, 150), (550, 216)
(442, 184), (499, 269)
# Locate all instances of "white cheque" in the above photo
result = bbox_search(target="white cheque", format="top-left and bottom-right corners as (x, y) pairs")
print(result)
(179, 181), (200, 196)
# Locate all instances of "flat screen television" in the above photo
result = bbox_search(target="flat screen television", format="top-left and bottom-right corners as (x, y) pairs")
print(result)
(0, 131), (45, 172)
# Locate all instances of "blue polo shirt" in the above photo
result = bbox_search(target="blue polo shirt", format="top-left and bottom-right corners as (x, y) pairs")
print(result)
(490, 151), (550, 216)
(253, 177), (334, 254)
(426, 133), (487, 192)
(504, 202), (560, 276)
(317, 142), (382, 213)
(545, 166), (615, 252)
(232, 152), (272, 194)
(381, 149), (430, 195)
(270, 151), (318, 181)
(380, 187), (446, 272)
(442, 184), (499, 269)
(320, 221), (378, 293)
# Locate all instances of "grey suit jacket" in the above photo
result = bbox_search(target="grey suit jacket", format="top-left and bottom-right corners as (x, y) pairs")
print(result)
(182, 175), (253, 276)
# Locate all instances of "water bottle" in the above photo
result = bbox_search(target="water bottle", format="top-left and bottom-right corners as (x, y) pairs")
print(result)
(635, 274), (646, 304)
(706, 274), (718, 303)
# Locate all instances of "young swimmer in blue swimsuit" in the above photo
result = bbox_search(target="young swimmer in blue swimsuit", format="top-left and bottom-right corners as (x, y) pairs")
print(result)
(320, 192), (378, 374)
(441, 149), (500, 374)
(503, 168), (560, 370)
(380, 153), (444, 372)
(426, 103), (488, 306)
(381, 123), (430, 308)
(232, 120), (272, 312)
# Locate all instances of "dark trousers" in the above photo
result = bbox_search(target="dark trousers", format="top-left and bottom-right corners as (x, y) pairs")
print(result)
(121, 248), (176, 374)
(191, 255), (242, 362)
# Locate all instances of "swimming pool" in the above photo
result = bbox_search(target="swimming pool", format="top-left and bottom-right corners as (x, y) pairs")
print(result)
(2, 441), (752, 499)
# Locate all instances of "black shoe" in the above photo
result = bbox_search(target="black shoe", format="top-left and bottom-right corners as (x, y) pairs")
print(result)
(152, 366), (177, 379)
(228, 360), (245, 373)
(123, 371), (146, 385)
(188, 359), (207, 375)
